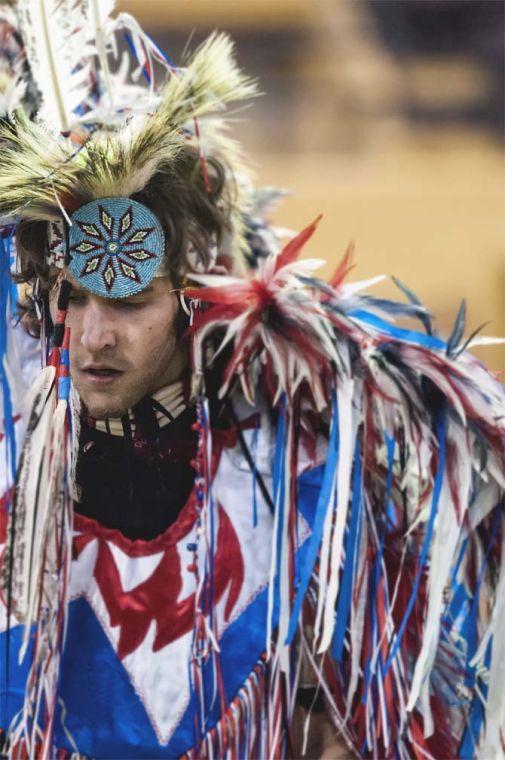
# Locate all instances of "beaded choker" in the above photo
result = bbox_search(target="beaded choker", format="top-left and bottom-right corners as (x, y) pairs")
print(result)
(93, 381), (188, 437)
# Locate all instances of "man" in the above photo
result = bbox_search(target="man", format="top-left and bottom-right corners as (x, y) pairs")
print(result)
(0, 10), (504, 760)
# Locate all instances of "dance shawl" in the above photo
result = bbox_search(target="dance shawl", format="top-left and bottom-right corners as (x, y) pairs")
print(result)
(0, 7), (503, 757)
(1, 222), (504, 758)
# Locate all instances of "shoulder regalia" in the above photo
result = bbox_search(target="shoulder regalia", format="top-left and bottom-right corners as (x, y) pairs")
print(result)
(0, 3), (503, 758)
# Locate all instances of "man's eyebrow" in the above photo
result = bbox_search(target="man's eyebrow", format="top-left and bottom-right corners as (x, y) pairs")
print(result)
(65, 284), (155, 303)
(68, 286), (87, 296)
(103, 287), (154, 305)
(124, 286), (154, 299)
(135, 286), (153, 295)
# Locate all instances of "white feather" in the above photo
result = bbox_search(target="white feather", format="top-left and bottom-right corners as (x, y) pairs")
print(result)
(341, 274), (387, 298)
(6, 366), (55, 627)
(477, 531), (505, 758)
(17, 0), (95, 130)
(406, 427), (468, 715)
(318, 372), (356, 652)
(0, 56), (27, 116)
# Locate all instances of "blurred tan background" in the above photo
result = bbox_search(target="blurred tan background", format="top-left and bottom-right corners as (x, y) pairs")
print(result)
(119, 0), (504, 370)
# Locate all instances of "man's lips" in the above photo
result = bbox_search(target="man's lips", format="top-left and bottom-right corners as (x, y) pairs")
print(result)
(80, 365), (125, 385)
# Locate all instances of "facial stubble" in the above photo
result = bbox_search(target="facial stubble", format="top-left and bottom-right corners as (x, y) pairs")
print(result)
(72, 333), (181, 419)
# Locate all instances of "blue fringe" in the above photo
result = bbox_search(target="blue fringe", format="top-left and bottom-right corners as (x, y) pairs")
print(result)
(285, 390), (339, 645)
(385, 409), (447, 672)
(332, 438), (362, 662)
(0, 234), (17, 492)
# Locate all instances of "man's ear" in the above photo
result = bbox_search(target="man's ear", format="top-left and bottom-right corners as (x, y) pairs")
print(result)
(174, 302), (190, 338)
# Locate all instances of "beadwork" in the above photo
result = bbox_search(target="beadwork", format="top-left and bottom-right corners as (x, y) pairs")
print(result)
(68, 197), (165, 298)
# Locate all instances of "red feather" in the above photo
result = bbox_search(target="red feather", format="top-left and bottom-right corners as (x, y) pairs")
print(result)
(185, 281), (257, 306)
(329, 242), (355, 290)
(274, 215), (322, 272)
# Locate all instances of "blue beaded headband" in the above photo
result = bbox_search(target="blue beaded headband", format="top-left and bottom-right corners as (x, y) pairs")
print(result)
(67, 197), (166, 298)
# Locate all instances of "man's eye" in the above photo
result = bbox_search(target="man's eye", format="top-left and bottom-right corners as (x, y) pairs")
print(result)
(68, 294), (87, 305)
(116, 300), (146, 310)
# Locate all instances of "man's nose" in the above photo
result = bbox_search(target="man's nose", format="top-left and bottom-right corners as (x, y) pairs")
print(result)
(80, 304), (117, 352)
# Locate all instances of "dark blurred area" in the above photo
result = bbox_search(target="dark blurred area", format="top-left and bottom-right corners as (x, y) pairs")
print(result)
(119, 0), (505, 369)
(122, 0), (504, 153)
(369, 0), (504, 136)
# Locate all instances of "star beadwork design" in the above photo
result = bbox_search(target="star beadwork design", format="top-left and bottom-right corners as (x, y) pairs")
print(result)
(69, 200), (162, 295)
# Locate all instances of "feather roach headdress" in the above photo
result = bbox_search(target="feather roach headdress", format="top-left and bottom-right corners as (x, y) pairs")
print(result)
(0, 29), (257, 269)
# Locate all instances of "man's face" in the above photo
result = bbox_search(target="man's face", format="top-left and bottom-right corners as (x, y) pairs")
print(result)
(52, 274), (184, 419)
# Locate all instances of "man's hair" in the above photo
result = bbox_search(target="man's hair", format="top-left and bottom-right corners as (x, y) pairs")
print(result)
(14, 148), (231, 335)
(16, 148), (229, 288)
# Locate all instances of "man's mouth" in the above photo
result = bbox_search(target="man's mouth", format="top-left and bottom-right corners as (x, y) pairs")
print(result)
(81, 366), (124, 384)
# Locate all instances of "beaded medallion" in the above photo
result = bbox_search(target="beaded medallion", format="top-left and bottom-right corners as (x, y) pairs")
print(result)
(68, 197), (165, 298)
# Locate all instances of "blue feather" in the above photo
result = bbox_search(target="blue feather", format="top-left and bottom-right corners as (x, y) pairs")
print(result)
(446, 300), (466, 356)
(392, 276), (433, 335)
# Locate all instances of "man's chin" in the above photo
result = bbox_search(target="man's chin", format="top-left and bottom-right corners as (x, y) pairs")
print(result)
(76, 388), (140, 420)
(86, 408), (127, 421)
(82, 401), (130, 420)
(72, 368), (165, 420)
